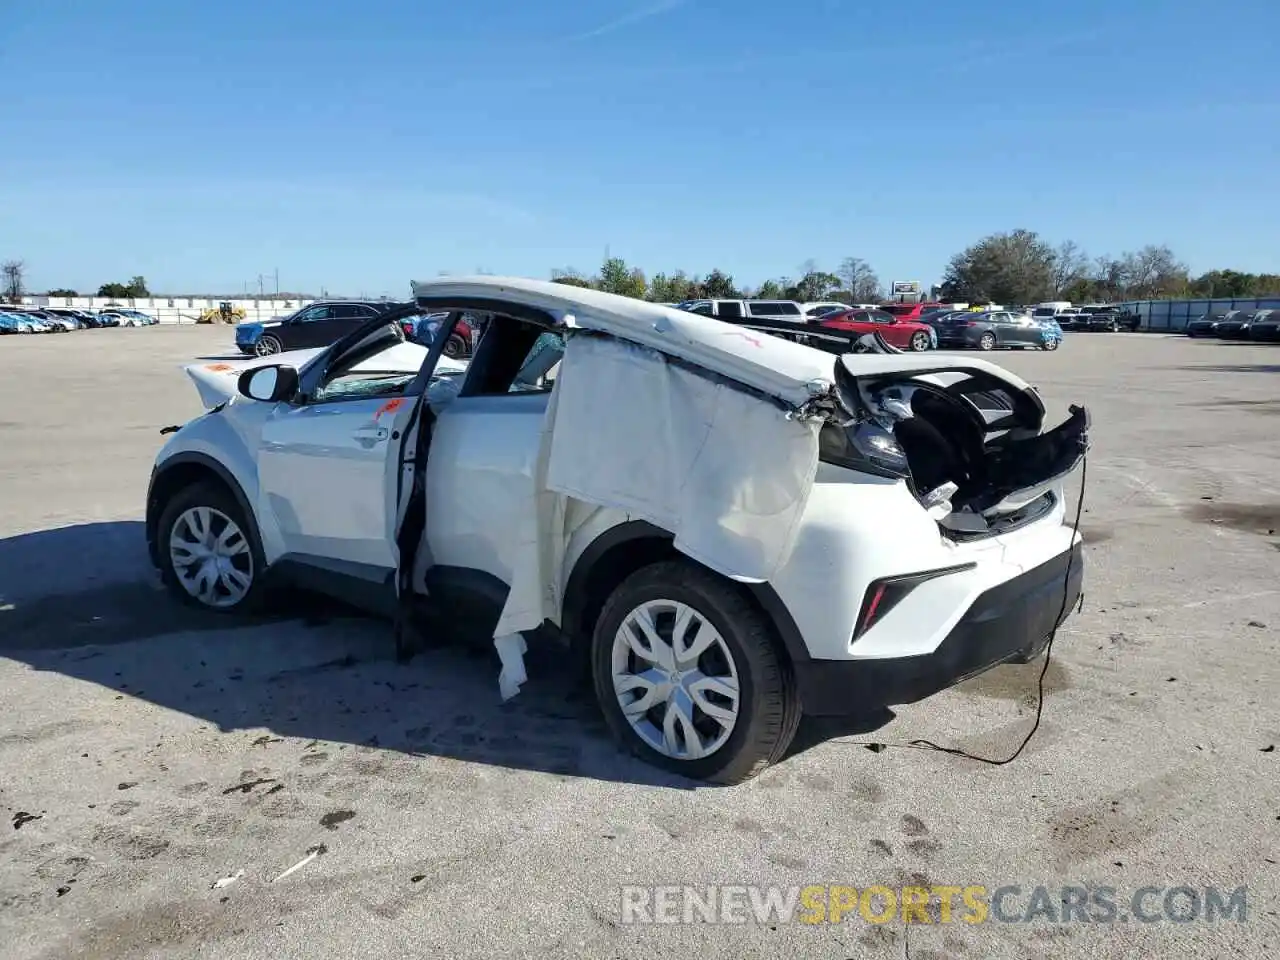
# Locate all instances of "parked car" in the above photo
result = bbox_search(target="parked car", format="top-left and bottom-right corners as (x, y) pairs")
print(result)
(42, 307), (101, 329)
(4, 309), (59, 332)
(816, 308), (936, 351)
(1248, 310), (1280, 342)
(1035, 317), (1064, 350)
(1215, 310), (1267, 340)
(934, 310), (1055, 350)
(0, 310), (44, 333)
(681, 299), (807, 323)
(25, 308), (77, 331)
(403, 311), (477, 358)
(1074, 306), (1140, 332)
(1187, 310), (1239, 337)
(802, 301), (873, 319)
(877, 302), (951, 323)
(98, 307), (158, 326)
(146, 277), (1087, 783)
(235, 300), (409, 355)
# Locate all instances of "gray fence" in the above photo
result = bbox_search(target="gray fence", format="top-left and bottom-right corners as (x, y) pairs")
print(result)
(1117, 297), (1280, 332)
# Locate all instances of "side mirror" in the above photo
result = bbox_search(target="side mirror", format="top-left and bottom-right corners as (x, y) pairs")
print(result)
(238, 364), (298, 403)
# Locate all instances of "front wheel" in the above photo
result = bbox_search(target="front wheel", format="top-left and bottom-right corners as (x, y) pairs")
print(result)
(591, 560), (800, 784)
(1043, 337), (1060, 351)
(255, 334), (283, 356)
(156, 482), (266, 613)
(909, 331), (930, 352)
(978, 331), (997, 351)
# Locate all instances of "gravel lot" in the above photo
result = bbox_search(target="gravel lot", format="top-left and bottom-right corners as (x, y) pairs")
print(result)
(1, 326), (1277, 959)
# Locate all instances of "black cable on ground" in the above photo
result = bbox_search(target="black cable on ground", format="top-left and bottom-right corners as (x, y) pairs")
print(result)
(850, 453), (1088, 766)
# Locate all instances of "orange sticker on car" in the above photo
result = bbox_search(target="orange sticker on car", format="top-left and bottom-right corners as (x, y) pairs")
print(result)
(205, 363), (235, 372)
(374, 398), (406, 419)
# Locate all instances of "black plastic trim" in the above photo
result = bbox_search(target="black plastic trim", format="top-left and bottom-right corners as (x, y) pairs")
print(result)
(794, 542), (1084, 716)
(145, 452), (256, 569)
(561, 520), (812, 669)
(852, 562), (978, 641)
(270, 555), (397, 616)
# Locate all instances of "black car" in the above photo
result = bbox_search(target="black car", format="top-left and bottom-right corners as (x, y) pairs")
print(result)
(1215, 309), (1269, 340)
(1186, 312), (1230, 337)
(1249, 310), (1280, 342)
(1073, 306), (1140, 332)
(237, 300), (411, 355)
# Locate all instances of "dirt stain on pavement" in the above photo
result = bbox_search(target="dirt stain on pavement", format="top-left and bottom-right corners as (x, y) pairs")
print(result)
(319, 810), (356, 830)
(1186, 502), (1280, 536)
(958, 658), (1072, 700)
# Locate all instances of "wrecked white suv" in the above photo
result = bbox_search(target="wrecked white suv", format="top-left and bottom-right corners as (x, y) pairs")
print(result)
(147, 277), (1087, 784)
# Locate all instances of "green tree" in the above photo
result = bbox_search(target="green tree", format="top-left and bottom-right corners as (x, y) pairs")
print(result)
(596, 257), (647, 299)
(941, 229), (1056, 304)
(126, 276), (150, 297)
(550, 269), (593, 288)
(98, 282), (131, 298)
(699, 268), (738, 299)
(754, 279), (784, 299)
(46, 288), (78, 297)
(648, 271), (695, 303)
(788, 270), (842, 303)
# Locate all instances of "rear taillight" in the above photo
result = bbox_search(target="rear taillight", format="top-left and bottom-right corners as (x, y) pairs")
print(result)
(818, 421), (910, 479)
(853, 562), (977, 641)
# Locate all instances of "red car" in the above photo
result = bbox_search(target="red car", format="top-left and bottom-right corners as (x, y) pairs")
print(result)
(877, 302), (948, 323)
(818, 308), (935, 351)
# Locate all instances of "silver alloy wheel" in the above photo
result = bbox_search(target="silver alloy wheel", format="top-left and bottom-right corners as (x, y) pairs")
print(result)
(979, 332), (996, 350)
(610, 599), (740, 760)
(910, 331), (930, 351)
(168, 506), (254, 608)
(255, 335), (282, 356)
(1044, 337), (1060, 351)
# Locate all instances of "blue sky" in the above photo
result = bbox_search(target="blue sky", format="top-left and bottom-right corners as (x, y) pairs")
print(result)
(4, 0), (1278, 296)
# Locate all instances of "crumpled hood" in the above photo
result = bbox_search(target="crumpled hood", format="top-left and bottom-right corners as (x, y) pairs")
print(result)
(184, 342), (467, 409)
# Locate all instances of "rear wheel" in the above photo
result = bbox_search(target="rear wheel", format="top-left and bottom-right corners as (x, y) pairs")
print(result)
(978, 331), (997, 351)
(1043, 337), (1060, 351)
(591, 560), (799, 784)
(156, 482), (266, 613)
(909, 331), (930, 352)
(443, 333), (467, 358)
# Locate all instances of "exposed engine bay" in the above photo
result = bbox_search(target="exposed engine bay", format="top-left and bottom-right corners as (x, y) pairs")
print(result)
(833, 333), (1090, 539)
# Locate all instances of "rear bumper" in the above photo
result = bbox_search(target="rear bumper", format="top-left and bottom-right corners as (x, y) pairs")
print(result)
(794, 542), (1084, 716)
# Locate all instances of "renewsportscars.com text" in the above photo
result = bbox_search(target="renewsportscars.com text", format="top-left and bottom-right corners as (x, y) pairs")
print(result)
(619, 884), (1249, 925)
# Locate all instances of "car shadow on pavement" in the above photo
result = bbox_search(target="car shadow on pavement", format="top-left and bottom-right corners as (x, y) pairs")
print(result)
(0, 521), (700, 789)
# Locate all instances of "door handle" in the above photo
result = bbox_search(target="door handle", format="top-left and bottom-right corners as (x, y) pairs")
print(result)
(353, 426), (389, 442)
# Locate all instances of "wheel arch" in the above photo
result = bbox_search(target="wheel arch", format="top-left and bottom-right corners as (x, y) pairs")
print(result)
(146, 453), (256, 569)
(561, 520), (810, 672)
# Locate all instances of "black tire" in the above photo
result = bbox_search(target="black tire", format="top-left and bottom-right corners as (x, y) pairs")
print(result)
(1110, 319), (1121, 332)
(1043, 337), (1060, 351)
(978, 331), (997, 351)
(443, 333), (467, 359)
(590, 560), (800, 784)
(909, 331), (930, 352)
(255, 334), (283, 356)
(155, 481), (267, 613)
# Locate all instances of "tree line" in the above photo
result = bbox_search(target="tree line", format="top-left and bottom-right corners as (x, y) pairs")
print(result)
(559, 232), (1279, 306)
(9, 229), (1279, 306)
